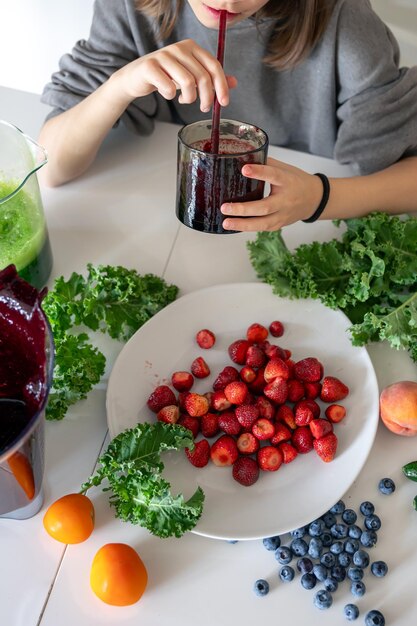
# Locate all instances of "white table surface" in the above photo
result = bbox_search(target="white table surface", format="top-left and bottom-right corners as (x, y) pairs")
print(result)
(1, 86), (417, 626)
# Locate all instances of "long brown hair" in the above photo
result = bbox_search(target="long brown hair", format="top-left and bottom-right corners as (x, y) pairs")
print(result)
(134, 0), (335, 68)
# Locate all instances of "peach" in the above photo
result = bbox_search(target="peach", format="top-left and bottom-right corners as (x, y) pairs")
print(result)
(380, 381), (417, 436)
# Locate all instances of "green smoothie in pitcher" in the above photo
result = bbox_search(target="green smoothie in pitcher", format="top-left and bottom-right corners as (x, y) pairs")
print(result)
(0, 181), (53, 289)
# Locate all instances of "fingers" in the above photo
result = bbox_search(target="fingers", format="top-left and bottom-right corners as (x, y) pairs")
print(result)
(241, 162), (285, 185)
(222, 214), (283, 233)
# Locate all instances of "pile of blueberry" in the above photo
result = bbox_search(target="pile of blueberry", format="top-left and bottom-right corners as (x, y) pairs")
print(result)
(253, 477), (396, 625)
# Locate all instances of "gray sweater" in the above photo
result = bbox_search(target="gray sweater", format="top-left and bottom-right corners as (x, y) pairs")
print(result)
(41, 0), (417, 174)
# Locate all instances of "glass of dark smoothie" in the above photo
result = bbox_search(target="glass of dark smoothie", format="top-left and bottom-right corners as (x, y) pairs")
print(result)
(176, 119), (269, 234)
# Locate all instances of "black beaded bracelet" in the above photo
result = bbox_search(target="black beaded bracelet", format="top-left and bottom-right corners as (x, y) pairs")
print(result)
(302, 173), (331, 223)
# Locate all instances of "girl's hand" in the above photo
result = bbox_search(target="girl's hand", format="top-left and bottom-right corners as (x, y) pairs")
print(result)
(115, 39), (237, 112)
(221, 157), (325, 232)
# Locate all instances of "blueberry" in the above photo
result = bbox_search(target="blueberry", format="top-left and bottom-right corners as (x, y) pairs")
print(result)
(275, 546), (293, 564)
(254, 579), (269, 596)
(347, 566), (364, 582)
(360, 501), (375, 516)
(313, 563), (328, 582)
(290, 526), (307, 539)
(263, 535), (281, 551)
(309, 519), (326, 537)
(365, 609), (385, 626)
(344, 539), (360, 554)
(378, 477), (395, 495)
(331, 523), (348, 539)
(330, 541), (344, 555)
(364, 514), (381, 531)
(371, 560), (388, 577)
(348, 525), (362, 539)
(342, 509), (357, 525)
(314, 589), (333, 609)
(360, 530), (378, 548)
(279, 565), (295, 582)
(324, 577), (338, 592)
(330, 500), (346, 515)
(331, 565), (346, 582)
(297, 557), (314, 574)
(320, 551), (336, 568)
(322, 511), (337, 528)
(338, 552), (352, 568)
(301, 572), (317, 590)
(291, 538), (309, 557)
(350, 580), (366, 597)
(344, 603), (360, 621)
(321, 531), (333, 547)
(353, 549), (370, 568)
(308, 537), (323, 559)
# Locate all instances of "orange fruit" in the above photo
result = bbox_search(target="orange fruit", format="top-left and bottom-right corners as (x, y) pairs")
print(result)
(43, 493), (95, 544)
(90, 543), (148, 606)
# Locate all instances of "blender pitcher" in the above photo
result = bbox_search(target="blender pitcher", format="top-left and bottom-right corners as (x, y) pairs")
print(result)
(0, 120), (53, 289)
(0, 265), (54, 519)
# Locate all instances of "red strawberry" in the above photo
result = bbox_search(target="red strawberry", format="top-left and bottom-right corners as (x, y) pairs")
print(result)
(292, 426), (314, 454)
(218, 411), (241, 436)
(232, 456), (260, 486)
(184, 393), (209, 417)
(263, 377), (288, 405)
(228, 339), (250, 365)
(309, 418), (333, 439)
(304, 381), (322, 400)
(276, 405), (296, 430)
(191, 356), (210, 379)
(213, 366), (239, 391)
(239, 365), (257, 384)
(270, 422), (292, 445)
(278, 442), (298, 464)
(235, 404), (259, 428)
(266, 345), (287, 361)
(287, 379), (305, 402)
(264, 358), (290, 383)
(171, 371), (194, 392)
(283, 349), (292, 359)
(237, 432), (259, 454)
(210, 435), (239, 466)
(245, 345), (266, 368)
(178, 415), (200, 438)
(294, 399), (320, 426)
(325, 404), (347, 423)
(147, 385), (176, 413)
(294, 357), (323, 383)
(320, 377), (349, 402)
(248, 367), (266, 395)
(210, 390), (232, 411)
(224, 381), (248, 405)
(257, 446), (283, 472)
(269, 320), (284, 337)
(178, 391), (188, 411)
(201, 413), (220, 438)
(157, 404), (180, 424)
(185, 439), (210, 468)
(246, 322), (269, 343)
(252, 418), (275, 441)
(255, 396), (275, 420)
(313, 432), (338, 462)
(196, 328), (216, 349)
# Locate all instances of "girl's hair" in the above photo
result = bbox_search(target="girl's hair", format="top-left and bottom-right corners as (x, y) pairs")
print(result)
(134, 0), (335, 69)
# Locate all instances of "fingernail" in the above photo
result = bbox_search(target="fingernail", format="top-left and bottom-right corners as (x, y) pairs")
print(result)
(201, 106), (210, 113)
(220, 96), (229, 106)
(222, 220), (231, 229)
(221, 203), (232, 214)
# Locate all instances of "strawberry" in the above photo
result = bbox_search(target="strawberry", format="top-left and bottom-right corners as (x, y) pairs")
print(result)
(276, 405), (296, 430)
(178, 414), (200, 438)
(283, 349), (292, 359)
(294, 357), (323, 383)
(224, 381), (249, 405)
(185, 439), (210, 468)
(218, 411), (241, 436)
(294, 399), (320, 426)
(252, 418), (275, 441)
(320, 377), (349, 402)
(313, 432), (338, 463)
(264, 357), (290, 383)
(309, 418), (333, 439)
(210, 390), (232, 411)
(248, 367), (266, 395)
(171, 371), (194, 392)
(285, 358), (296, 377)
(266, 344), (287, 361)
(270, 422), (292, 445)
(147, 385), (176, 413)
(178, 391), (189, 411)
(287, 379), (305, 403)
(263, 377), (288, 405)
(269, 320), (284, 337)
(213, 366), (239, 391)
(184, 392), (209, 417)
(157, 404), (180, 424)
(191, 356), (210, 379)
(201, 413), (220, 438)
(237, 432), (260, 454)
(278, 442), (298, 464)
(292, 426), (314, 454)
(255, 396), (275, 420)
(246, 323), (269, 344)
(245, 345), (266, 368)
(304, 381), (322, 400)
(325, 404), (347, 423)
(232, 456), (260, 486)
(228, 339), (250, 365)
(210, 435), (239, 466)
(257, 445), (283, 472)
(196, 328), (216, 349)
(235, 404), (259, 428)
(239, 365), (257, 384)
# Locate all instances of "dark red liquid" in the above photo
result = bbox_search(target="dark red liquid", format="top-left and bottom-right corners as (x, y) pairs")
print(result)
(176, 138), (266, 234)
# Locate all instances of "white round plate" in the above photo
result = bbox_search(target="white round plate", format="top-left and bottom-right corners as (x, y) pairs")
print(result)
(106, 283), (379, 541)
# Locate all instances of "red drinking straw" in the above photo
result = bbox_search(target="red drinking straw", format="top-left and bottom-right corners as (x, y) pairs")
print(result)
(209, 10), (227, 154)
